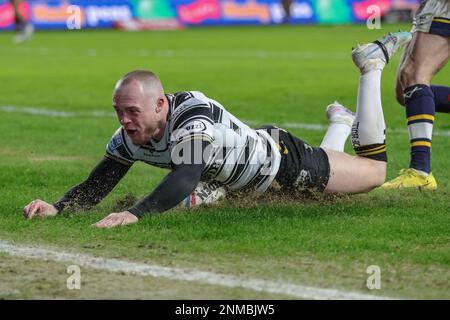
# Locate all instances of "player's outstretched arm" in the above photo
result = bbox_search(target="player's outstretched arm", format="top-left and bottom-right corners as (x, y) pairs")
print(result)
(24, 156), (131, 220)
(52, 156), (131, 213)
(93, 163), (205, 228)
(93, 140), (210, 228)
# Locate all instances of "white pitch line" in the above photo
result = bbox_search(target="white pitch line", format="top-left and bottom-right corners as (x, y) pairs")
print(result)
(5, 46), (348, 60)
(4, 105), (450, 137)
(0, 240), (396, 300)
(0, 106), (115, 118)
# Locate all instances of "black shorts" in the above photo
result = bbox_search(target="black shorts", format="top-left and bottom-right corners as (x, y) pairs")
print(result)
(257, 125), (330, 192)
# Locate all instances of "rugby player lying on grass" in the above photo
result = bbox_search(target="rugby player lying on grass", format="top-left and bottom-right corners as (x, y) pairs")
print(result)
(23, 31), (412, 228)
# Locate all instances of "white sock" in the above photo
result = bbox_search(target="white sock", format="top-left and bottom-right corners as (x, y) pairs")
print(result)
(320, 123), (351, 152)
(352, 69), (385, 148)
(412, 168), (429, 177)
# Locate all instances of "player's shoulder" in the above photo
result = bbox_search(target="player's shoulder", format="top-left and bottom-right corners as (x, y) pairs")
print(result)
(171, 91), (209, 110)
(106, 127), (135, 164)
(172, 91), (196, 107)
(170, 91), (213, 124)
(106, 127), (125, 153)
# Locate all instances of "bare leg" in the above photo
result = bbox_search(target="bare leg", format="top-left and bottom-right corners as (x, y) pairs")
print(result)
(396, 33), (450, 106)
(395, 43), (410, 106)
(324, 149), (386, 193)
(398, 32), (450, 89)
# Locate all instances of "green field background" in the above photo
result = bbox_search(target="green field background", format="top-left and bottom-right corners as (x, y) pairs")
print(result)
(0, 25), (449, 299)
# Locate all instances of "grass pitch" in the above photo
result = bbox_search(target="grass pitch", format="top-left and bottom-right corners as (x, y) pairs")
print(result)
(0, 24), (449, 299)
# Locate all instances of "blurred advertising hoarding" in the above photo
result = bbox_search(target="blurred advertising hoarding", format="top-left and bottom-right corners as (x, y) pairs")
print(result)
(0, 0), (134, 29)
(0, 0), (421, 30)
(171, 0), (421, 25)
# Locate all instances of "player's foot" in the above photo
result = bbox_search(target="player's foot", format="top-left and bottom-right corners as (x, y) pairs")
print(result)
(352, 31), (412, 73)
(326, 101), (355, 128)
(14, 23), (34, 44)
(380, 168), (437, 190)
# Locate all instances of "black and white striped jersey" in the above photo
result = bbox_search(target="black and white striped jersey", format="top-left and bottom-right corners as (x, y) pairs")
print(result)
(106, 91), (281, 193)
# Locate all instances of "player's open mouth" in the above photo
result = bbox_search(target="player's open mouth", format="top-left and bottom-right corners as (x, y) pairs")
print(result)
(126, 129), (138, 136)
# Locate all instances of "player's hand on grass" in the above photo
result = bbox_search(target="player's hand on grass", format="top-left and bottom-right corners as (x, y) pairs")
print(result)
(93, 211), (138, 228)
(23, 199), (58, 219)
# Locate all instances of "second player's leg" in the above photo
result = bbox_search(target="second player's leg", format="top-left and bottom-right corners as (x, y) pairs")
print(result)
(398, 33), (448, 177)
(396, 33), (450, 109)
(398, 32), (449, 89)
(395, 42), (411, 106)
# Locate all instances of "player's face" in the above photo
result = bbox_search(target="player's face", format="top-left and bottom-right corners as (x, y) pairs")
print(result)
(113, 83), (160, 145)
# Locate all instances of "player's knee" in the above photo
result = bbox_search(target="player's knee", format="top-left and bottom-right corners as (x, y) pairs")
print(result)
(399, 63), (432, 88)
(398, 65), (413, 87)
(360, 158), (386, 190)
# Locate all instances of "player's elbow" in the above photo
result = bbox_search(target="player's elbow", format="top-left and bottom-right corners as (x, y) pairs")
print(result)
(176, 165), (204, 194)
(180, 175), (200, 194)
